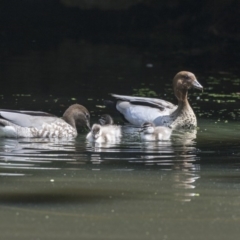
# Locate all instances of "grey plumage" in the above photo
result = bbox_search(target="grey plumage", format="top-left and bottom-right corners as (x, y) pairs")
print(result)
(0, 104), (90, 138)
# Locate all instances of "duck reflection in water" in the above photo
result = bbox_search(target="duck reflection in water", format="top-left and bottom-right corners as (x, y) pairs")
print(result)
(0, 137), (76, 154)
(86, 124), (200, 202)
(0, 123), (201, 203)
(140, 128), (200, 202)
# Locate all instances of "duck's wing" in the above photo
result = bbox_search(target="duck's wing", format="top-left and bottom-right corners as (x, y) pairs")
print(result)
(0, 109), (58, 128)
(111, 94), (176, 110)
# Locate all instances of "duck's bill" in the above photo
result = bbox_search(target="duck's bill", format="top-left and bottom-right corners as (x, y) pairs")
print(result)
(86, 121), (91, 130)
(192, 79), (203, 91)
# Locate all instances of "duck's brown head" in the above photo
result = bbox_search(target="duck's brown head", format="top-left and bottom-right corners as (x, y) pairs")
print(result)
(173, 71), (203, 102)
(62, 104), (91, 131)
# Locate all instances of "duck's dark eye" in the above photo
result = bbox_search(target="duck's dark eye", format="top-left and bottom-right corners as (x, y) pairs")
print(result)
(183, 75), (189, 80)
(85, 113), (90, 119)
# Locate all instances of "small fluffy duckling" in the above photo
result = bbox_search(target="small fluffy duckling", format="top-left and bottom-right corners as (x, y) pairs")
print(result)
(99, 114), (122, 139)
(86, 124), (122, 143)
(140, 122), (172, 141)
(86, 114), (122, 143)
(99, 114), (114, 126)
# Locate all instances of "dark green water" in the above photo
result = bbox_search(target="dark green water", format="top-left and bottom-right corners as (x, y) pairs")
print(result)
(0, 120), (240, 240)
(0, 40), (240, 240)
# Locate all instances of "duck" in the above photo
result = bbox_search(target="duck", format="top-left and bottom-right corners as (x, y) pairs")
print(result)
(110, 71), (203, 130)
(99, 114), (122, 138)
(99, 114), (114, 126)
(86, 114), (122, 142)
(0, 104), (90, 138)
(140, 122), (172, 141)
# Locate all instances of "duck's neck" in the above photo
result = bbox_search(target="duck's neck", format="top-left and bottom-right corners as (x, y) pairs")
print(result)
(175, 89), (190, 110)
(62, 115), (76, 129)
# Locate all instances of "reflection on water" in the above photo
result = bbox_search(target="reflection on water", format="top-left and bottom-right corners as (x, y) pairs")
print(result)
(1, 119), (240, 239)
(0, 126), (200, 203)
(138, 129), (200, 202)
(2, 120), (238, 206)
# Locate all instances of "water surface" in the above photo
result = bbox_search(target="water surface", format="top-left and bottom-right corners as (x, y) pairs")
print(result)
(0, 119), (240, 240)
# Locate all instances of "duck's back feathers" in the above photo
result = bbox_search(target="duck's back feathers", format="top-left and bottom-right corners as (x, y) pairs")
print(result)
(113, 100), (177, 127)
(0, 110), (58, 128)
(111, 94), (176, 111)
(0, 109), (55, 117)
(111, 94), (178, 127)
(0, 116), (76, 138)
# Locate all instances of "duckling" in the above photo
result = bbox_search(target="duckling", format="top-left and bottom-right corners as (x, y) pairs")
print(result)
(110, 71), (203, 129)
(99, 114), (114, 125)
(0, 104), (90, 138)
(140, 122), (172, 141)
(99, 114), (122, 138)
(86, 124), (121, 143)
(86, 124), (103, 142)
(86, 114), (122, 143)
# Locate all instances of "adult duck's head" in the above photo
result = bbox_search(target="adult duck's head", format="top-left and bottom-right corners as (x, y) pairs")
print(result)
(173, 71), (203, 102)
(62, 104), (91, 131)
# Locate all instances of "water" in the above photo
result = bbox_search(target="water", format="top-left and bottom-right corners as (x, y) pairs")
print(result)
(0, 120), (240, 240)
(1, 40), (240, 239)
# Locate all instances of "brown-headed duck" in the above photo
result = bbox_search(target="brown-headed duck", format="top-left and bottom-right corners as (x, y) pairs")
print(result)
(0, 104), (90, 138)
(111, 71), (203, 129)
